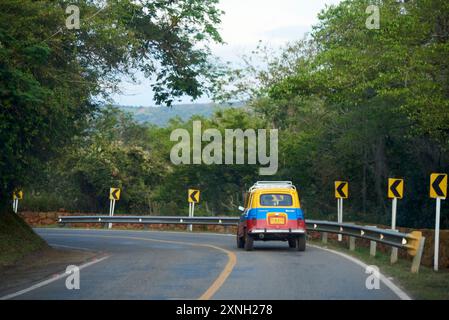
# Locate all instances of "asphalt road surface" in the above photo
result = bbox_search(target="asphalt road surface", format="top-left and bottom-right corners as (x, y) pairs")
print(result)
(4, 228), (406, 300)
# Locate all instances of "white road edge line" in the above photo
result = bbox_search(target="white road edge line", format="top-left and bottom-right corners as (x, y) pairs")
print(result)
(309, 244), (412, 300)
(0, 255), (110, 300)
(48, 243), (94, 251)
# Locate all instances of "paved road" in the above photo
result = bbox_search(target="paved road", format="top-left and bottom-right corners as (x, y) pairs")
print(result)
(6, 228), (404, 300)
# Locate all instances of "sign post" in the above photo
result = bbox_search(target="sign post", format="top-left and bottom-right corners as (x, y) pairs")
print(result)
(109, 188), (121, 229)
(12, 190), (23, 214)
(188, 189), (200, 232)
(430, 173), (447, 271)
(388, 178), (404, 264)
(335, 181), (348, 241)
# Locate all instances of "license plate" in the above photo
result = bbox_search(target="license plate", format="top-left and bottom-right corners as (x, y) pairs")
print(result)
(268, 216), (286, 225)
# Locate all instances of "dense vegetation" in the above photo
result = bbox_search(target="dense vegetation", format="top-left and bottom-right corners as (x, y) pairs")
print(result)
(2, 0), (448, 229)
(0, 0), (224, 213)
(0, 212), (47, 266)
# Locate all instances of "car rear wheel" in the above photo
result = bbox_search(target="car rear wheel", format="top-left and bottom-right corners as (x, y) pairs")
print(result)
(236, 233), (245, 249)
(296, 235), (306, 251)
(244, 233), (254, 251)
(288, 239), (296, 248)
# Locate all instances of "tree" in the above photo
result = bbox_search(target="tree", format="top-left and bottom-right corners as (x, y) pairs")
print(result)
(0, 0), (223, 212)
(214, 0), (449, 227)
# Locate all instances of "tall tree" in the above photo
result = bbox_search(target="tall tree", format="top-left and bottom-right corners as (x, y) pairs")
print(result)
(0, 0), (223, 212)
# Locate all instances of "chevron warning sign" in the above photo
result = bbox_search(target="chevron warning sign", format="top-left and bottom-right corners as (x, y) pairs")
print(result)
(430, 173), (447, 199)
(13, 190), (23, 200)
(109, 188), (121, 201)
(188, 189), (200, 203)
(388, 178), (404, 199)
(335, 181), (348, 199)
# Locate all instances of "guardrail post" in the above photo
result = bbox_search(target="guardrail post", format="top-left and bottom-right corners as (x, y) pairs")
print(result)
(370, 241), (377, 257)
(322, 232), (328, 244)
(391, 248), (398, 264)
(349, 236), (356, 251)
(390, 229), (399, 264)
(411, 236), (426, 274)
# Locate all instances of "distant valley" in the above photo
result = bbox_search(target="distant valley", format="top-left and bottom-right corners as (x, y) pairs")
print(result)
(116, 102), (244, 126)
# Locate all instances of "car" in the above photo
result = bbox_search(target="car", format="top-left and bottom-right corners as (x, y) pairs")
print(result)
(236, 181), (306, 251)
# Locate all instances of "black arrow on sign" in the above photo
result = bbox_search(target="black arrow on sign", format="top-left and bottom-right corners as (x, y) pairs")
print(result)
(112, 189), (120, 200)
(336, 183), (347, 198)
(190, 190), (199, 202)
(432, 175), (445, 197)
(390, 180), (402, 198)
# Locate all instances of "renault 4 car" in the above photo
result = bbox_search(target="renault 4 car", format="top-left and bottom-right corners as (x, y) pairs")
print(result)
(236, 181), (306, 251)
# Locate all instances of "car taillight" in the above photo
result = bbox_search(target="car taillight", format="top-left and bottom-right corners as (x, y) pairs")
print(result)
(297, 219), (306, 229)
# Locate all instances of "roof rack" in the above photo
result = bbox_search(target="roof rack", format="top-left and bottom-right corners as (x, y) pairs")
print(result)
(249, 181), (296, 192)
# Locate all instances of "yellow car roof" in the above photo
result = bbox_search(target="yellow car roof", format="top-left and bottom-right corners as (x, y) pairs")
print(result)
(251, 188), (297, 194)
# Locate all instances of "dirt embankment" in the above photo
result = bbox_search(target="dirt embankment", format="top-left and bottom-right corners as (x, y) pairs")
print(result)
(0, 212), (103, 297)
(0, 212), (47, 267)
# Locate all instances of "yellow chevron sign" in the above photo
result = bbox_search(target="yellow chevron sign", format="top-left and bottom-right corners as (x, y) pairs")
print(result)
(388, 178), (404, 199)
(109, 188), (121, 201)
(13, 190), (23, 200)
(430, 173), (447, 199)
(335, 181), (348, 199)
(188, 189), (200, 203)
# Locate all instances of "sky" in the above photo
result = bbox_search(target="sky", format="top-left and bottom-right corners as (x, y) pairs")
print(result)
(111, 0), (342, 107)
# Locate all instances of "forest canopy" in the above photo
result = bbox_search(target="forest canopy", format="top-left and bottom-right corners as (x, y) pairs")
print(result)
(0, 0), (224, 210)
(1, 0), (448, 229)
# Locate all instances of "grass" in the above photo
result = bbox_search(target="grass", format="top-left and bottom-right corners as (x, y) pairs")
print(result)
(309, 238), (449, 300)
(0, 212), (48, 267)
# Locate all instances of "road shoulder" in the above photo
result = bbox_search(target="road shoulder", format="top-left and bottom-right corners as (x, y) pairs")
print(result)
(309, 239), (449, 300)
(0, 246), (100, 297)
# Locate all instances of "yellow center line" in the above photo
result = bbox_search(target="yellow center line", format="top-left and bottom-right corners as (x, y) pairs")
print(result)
(43, 232), (237, 300)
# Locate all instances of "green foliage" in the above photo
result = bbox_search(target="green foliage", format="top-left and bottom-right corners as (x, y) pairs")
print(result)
(3, 0), (448, 230)
(38, 106), (167, 213)
(0, 0), (223, 212)
(27, 106), (263, 216)
(213, 0), (449, 227)
(0, 212), (47, 266)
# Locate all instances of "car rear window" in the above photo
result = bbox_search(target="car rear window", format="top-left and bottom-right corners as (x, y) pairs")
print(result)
(260, 194), (293, 206)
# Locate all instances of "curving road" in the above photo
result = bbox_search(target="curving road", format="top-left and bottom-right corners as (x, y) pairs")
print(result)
(5, 228), (407, 300)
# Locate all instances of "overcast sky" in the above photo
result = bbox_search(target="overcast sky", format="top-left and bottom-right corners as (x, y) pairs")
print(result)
(111, 0), (342, 106)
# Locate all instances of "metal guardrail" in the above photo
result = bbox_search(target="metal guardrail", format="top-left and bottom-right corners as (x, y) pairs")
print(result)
(305, 220), (421, 253)
(58, 215), (425, 272)
(58, 215), (422, 253)
(58, 215), (240, 226)
(304, 220), (425, 273)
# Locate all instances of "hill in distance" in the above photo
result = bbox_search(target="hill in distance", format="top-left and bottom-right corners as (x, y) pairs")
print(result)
(117, 102), (244, 126)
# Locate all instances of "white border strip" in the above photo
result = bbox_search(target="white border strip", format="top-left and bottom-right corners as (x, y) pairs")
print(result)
(309, 244), (412, 300)
(48, 243), (95, 251)
(0, 255), (109, 300)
